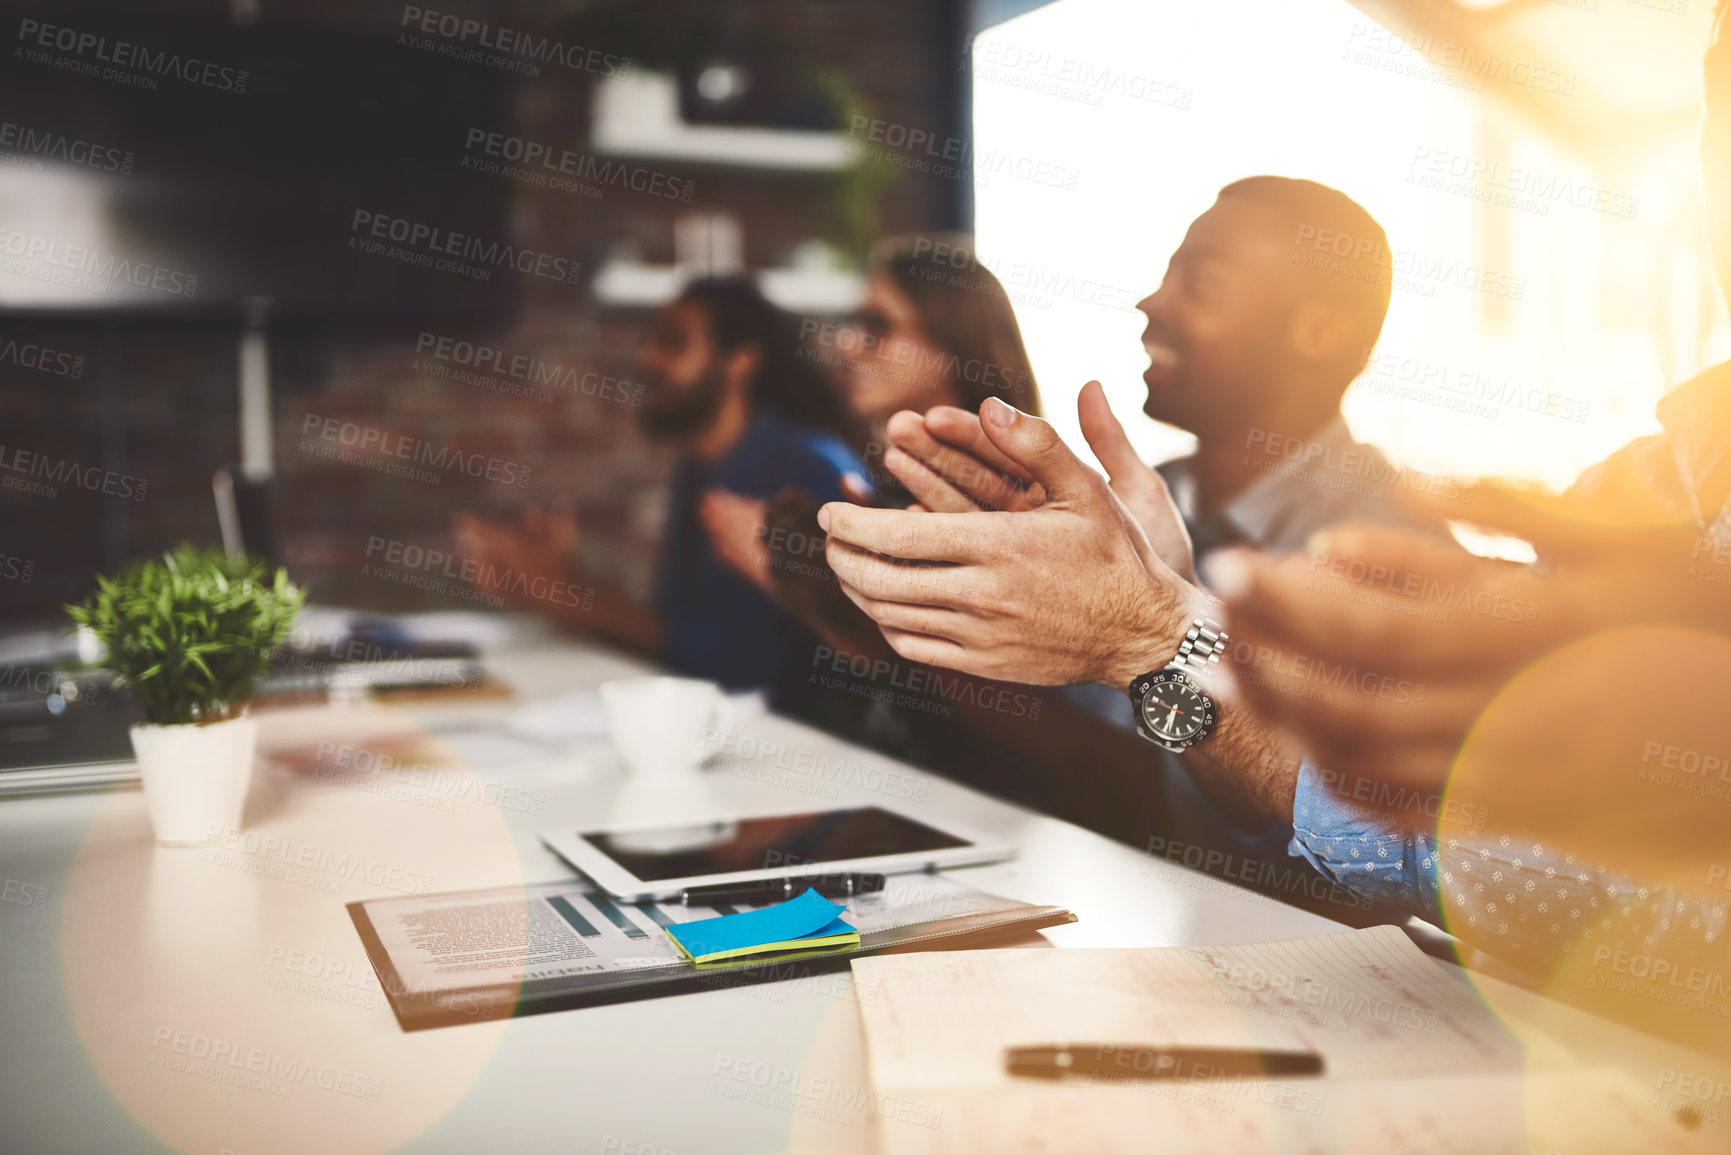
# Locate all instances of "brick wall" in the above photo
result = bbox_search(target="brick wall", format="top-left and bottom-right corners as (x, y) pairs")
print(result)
(275, 0), (958, 611)
(0, 0), (962, 621)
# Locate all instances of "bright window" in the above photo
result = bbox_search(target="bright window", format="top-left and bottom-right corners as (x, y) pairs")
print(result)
(972, 0), (1727, 490)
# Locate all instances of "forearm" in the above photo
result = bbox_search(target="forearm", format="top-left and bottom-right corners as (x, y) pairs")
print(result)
(1187, 706), (1302, 824)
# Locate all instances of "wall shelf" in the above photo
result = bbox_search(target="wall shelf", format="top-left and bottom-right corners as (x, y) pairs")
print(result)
(591, 71), (856, 172)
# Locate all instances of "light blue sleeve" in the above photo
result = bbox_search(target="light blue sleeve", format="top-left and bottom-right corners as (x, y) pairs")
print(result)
(1287, 760), (1441, 920)
(1289, 761), (1731, 976)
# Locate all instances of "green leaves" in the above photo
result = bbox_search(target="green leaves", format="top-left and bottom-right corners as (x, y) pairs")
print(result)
(66, 546), (305, 727)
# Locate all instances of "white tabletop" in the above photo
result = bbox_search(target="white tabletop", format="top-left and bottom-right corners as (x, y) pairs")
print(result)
(0, 628), (1433, 1155)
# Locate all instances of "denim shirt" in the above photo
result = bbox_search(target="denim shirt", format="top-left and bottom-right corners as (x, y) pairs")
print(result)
(1291, 368), (1731, 967)
(1290, 761), (1730, 973)
(653, 411), (862, 692)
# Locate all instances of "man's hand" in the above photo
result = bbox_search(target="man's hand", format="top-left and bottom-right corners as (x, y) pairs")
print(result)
(884, 381), (1196, 581)
(1075, 380), (1196, 583)
(881, 405), (1046, 512)
(1216, 524), (1554, 799)
(700, 490), (773, 594)
(1220, 482), (1731, 799)
(450, 501), (579, 606)
(1216, 502), (1731, 884)
(820, 397), (1198, 687)
(1413, 480), (1731, 633)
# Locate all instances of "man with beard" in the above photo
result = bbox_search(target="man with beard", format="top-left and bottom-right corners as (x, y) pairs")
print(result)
(452, 277), (865, 694)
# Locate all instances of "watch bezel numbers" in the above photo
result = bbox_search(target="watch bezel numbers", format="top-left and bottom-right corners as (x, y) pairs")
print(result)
(1131, 669), (1218, 750)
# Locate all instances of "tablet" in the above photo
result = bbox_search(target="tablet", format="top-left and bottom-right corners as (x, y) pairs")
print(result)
(541, 805), (1015, 900)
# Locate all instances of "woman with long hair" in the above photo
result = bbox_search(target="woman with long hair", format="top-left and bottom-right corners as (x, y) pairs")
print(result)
(697, 235), (1048, 751)
(841, 233), (1042, 430)
(700, 233), (1043, 593)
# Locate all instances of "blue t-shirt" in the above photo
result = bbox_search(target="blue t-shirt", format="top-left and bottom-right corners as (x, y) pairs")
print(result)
(653, 411), (862, 691)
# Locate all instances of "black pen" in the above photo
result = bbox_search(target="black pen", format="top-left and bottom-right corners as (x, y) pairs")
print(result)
(1005, 1044), (1325, 1082)
(679, 872), (886, 906)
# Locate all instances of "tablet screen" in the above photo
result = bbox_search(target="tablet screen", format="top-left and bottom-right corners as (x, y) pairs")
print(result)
(577, 807), (972, 882)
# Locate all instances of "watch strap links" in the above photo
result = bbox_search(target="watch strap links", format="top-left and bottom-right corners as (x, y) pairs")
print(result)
(1166, 617), (1228, 675)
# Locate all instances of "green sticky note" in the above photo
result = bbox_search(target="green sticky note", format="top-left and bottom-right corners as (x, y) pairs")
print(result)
(666, 888), (860, 965)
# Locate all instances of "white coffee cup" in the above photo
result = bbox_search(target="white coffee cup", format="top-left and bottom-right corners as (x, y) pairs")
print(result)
(599, 676), (728, 777)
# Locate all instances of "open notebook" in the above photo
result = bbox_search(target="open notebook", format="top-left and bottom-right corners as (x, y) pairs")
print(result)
(851, 925), (1719, 1155)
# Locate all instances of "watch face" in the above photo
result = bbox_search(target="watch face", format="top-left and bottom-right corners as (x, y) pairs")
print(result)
(1138, 673), (1214, 746)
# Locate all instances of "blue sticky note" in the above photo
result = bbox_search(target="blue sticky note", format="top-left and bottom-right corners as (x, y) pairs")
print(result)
(666, 888), (859, 964)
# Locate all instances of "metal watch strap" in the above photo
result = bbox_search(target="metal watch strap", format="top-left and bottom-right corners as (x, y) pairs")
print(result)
(1166, 617), (1228, 674)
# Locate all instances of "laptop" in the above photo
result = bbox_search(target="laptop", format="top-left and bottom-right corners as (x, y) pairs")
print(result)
(0, 470), (486, 794)
(0, 663), (139, 795)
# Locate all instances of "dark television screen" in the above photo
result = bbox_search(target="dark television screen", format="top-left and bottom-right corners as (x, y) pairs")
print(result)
(0, 9), (515, 323)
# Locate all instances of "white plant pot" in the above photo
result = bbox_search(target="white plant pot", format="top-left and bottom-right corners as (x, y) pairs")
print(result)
(129, 714), (259, 847)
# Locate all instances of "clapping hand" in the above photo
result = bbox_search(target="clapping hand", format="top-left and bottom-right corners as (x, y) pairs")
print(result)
(820, 395), (1204, 688)
(450, 501), (579, 605)
(882, 381), (1196, 582)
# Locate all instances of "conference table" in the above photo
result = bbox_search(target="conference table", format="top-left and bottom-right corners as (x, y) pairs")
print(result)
(0, 622), (1718, 1154)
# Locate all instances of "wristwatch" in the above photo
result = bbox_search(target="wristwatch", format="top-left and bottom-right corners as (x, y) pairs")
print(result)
(1128, 617), (1227, 753)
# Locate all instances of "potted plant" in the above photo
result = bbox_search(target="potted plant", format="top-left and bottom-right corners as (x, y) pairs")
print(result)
(68, 546), (303, 846)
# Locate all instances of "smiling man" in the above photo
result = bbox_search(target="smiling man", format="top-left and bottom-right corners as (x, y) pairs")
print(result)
(876, 177), (1433, 568)
(819, 142), (1731, 1030)
(858, 178), (1436, 852)
(1140, 176), (1430, 560)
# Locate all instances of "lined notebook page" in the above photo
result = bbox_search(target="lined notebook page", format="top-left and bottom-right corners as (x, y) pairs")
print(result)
(852, 925), (1521, 1092)
(852, 927), (1715, 1155)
